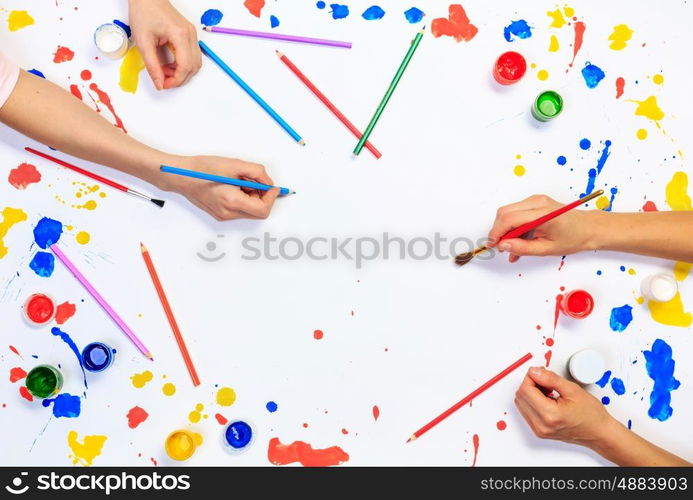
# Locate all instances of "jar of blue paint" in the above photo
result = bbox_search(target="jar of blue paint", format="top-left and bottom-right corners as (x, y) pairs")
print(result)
(82, 342), (115, 372)
(223, 420), (254, 452)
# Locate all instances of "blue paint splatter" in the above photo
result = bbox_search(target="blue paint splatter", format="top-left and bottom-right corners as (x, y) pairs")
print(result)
(596, 370), (611, 388)
(404, 7), (424, 24)
(28, 69), (45, 78)
(266, 401), (278, 413)
(503, 20), (532, 42)
(113, 19), (131, 38)
(610, 377), (626, 395)
(556, 155), (567, 166)
(51, 327), (87, 390)
(270, 15), (280, 28)
(582, 140), (612, 196)
(596, 270), (602, 275)
(627, 419), (632, 429)
(329, 4), (349, 19)
(601, 396), (610, 405)
(603, 187), (618, 212)
(619, 265), (626, 272)
(316, 1), (326, 8)
(201, 9), (223, 27)
(579, 138), (591, 150)
(33, 217), (63, 249)
(362, 5), (385, 20)
(42, 393), (81, 418)
(581, 62), (605, 89)
(29, 252), (54, 277)
(609, 304), (633, 332)
(644, 339), (680, 421)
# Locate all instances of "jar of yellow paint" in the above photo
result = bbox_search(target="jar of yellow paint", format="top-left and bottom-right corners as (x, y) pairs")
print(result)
(165, 430), (200, 461)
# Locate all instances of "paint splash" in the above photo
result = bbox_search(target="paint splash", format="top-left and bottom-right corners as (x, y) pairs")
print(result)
(162, 382), (176, 396)
(8, 10), (34, 31)
(67, 431), (107, 466)
(569, 21), (586, 69)
(329, 4), (349, 19)
(609, 24), (633, 50)
(19, 386), (33, 401)
(615, 77), (625, 99)
(648, 293), (692, 327)
(188, 403), (204, 423)
(9, 345), (23, 359)
(216, 387), (236, 406)
(496, 420), (507, 430)
(200, 9), (223, 26)
(471, 433), (479, 466)
(126, 406), (149, 428)
(88, 83), (127, 133)
(119, 46), (145, 94)
(362, 6), (385, 20)
(244, 0), (265, 17)
(372, 405), (380, 421)
(51, 327), (87, 388)
(548, 34), (559, 52)
(609, 304), (633, 332)
(581, 140), (612, 197)
(76, 231), (90, 245)
(30, 252), (55, 277)
(267, 437), (349, 467)
(665, 172), (691, 210)
(404, 7), (424, 24)
(644, 339), (680, 421)
(643, 200), (658, 212)
(215, 413), (228, 425)
(34, 217), (63, 248)
(53, 46), (75, 63)
(10, 367), (27, 383)
(266, 401), (278, 412)
(43, 393), (81, 418)
(8, 163), (41, 190)
(313, 329), (324, 340)
(631, 96), (664, 123)
(503, 20), (532, 42)
(582, 62), (605, 89)
(55, 302), (76, 325)
(596, 370), (611, 388)
(0, 207), (27, 259)
(270, 15), (279, 28)
(131, 371), (153, 388)
(610, 377), (626, 395)
(431, 4), (478, 42)
(674, 261), (692, 281)
(547, 9), (566, 28)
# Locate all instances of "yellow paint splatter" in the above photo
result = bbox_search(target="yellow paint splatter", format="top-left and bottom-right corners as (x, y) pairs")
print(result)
(131, 370), (153, 388)
(119, 46), (146, 94)
(608, 24), (633, 50)
(216, 387), (236, 406)
(513, 165), (526, 177)
(76, 231), (90, 245)
(8, 10), (34, 32)
(162, 382), (176, 396)
(99, 192), (106, 198)
(652, 74), (664, 85)
(537, 69), (549, 81)
(628, 268), (636, 275)
(674, 261), (692, 281)
(563, 6), (575, 17)
(636, 128), (648, 140)
(67, 431), (107, 466)
(530, 63), (537, 69)
(636, 296), (645, 305)
(648, 293), (692, 327)
(547, 9), (566, 28)
(194, 432), (203, 446)
(631, 96), (664, 122)
(188, 403), (204, 423)
(73, 200), (97, 210)
(515, 154), (521, 160)
(595, 196), (610, 210)
(0, 207), (27, 259)
(548, 34), (559, 52)
(665, 172), (691, 211)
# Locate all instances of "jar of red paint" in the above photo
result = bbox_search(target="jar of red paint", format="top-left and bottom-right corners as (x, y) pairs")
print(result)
(493, 51), (527, 85)
(560, 289), (594, 319)
(23, 293), (56, 326)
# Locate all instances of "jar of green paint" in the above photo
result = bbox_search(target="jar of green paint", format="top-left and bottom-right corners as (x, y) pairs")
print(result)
(25, 365), (63, 399)
(532, 90), (563, 121)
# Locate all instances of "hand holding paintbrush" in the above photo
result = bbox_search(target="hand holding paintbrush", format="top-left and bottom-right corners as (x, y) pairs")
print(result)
(455, 190), (604, 266)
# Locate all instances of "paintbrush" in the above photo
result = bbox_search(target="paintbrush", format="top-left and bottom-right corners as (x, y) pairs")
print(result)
(455, 190), (604, 266)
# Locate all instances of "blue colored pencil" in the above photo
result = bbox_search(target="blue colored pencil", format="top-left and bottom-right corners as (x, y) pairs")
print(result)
(160, 165), (295, 196)
(198, 40), (305, 145)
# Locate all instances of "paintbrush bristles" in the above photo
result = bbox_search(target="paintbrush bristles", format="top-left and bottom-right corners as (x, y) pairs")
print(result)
(150, 198), (165, 208)
(454, 246), (488, 266)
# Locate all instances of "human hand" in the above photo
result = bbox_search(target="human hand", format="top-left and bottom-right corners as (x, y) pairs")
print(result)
(128, 0), (201, 90)
(157, 155), (280, 221)
(487, 194), (596, 263)
(515, 366), (614, 447)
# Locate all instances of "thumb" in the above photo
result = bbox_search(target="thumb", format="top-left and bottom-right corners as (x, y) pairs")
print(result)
(137, 41), (165, 90)
(528, 367), (580, 397)
(498, 237), (554, 257)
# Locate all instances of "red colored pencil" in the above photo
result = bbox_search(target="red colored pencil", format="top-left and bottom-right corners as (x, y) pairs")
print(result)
(276, 51), (382, 159)
(140, 243), (200, 386)
(406, 352), (533, 442)
(25, 147), (165, 207)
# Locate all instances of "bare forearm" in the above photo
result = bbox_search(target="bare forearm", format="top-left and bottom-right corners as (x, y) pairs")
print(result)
(0, 70), (166, 188)
(586, 211), (693, 262)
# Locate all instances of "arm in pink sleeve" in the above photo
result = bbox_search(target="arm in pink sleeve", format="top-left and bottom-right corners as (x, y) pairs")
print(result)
(0, 51), (20, 109)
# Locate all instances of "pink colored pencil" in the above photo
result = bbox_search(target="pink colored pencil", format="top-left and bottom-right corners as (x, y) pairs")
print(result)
(50, 243), (153, 360)
(203, 26), (352, 49)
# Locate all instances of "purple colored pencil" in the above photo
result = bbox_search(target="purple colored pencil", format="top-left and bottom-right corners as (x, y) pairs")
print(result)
(202, 26), (352, 49)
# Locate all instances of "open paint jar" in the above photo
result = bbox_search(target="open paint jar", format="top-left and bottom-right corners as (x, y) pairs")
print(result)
(25, 365), (63, 398)
(94, 23), (129, 59)
(165, 429), (201, 461)
(532, 90), (563, 121)
(23, 293), (56, 326)
(560, 289), (594, 319)
(493, 51), (527, 85)
(82, 342), (115, 372)
(223, 420), (254, 453)
(640, 273), (678, 303)
(568, 349), (606, 385)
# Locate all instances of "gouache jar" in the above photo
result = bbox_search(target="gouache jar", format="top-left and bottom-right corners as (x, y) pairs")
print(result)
(25, 365), (63, 398)
(640, 273), (678, 303)
(532, 90), (563, 121)
(560, 289), (594, 319)
(568, 349), (605, 385)
(82, 342), (115, 372)
(223, 420), (254, 453)
(165, 430), (199, 461)
(23, 293), (56, 326)
(94, 23), (129, 59)
(493, 51), (527, 85)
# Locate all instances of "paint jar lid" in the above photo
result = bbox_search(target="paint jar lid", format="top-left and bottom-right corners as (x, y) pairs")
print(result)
(493, 51), (527, 85)
(532, 90), (563, 121)
(82, 342), (115, 372)
(94, 23), (129, 59)
(25, 364), (63, 399)
(165, 429), (199, 461)
(23, 293), (56, 326)
(568, 349), (605, 385)
(223, 420), (254, 452)
(640, 273), (678, 303)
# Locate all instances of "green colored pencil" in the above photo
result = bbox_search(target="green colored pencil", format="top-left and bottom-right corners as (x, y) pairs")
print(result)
(354, 27), (425, 156)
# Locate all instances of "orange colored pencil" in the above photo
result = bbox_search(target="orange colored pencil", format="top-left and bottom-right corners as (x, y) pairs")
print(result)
(140, 243), (200, 386)
(276, 50), (382, 159)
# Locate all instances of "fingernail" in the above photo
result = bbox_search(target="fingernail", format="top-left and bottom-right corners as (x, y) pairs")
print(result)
(529, 367), (543, 377)
(499, 242), (511, 252)
(154, 79), (163, 90)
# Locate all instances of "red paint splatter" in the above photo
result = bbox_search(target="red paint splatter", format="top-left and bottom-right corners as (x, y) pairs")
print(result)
(372, 405), (380, 421)
(431, 4), (478, 42)
(88, 83), (127, 133)
(553, 294), (563, 333)
(150, 457), (158, 466)
(69, 84), (82, 100)
(496, 420), (507, 431)
(313, 329), (324, 340)
(19, 386), (33, 402)
(8, 163), (41, 190)
(9, 345), (23, 359)
(215, 413), (228, 425)
(302, 422), (309, 428)
(267, 437), (349, 467)
(80, 69), (92, 81)
(643, 201), (658, 212)
(544, 350), (553, 367)
(55, 302), (76, 325)
(10, 367), (27, 383)
(615, 77), (625, 99)
(471, 433), (479, 466)
(568, 21), (586, 70)
(243, 0), (265, 17)
(535, 325), (541, 330)
(341, 428), (348, 435)
(546, 338), (555, 347)
(53, 46), (75, 63)
(126, 406), (149, 429)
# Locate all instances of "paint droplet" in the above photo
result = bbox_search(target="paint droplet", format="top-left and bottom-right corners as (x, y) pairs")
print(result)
(76, 231), (90, 245)
(9, 367), (27, 383)
(215, 413), (228, 425)
(270, 15), (279, 28)
(162, 382), (176, 396)
(404, 7), (424, 24)
(267, 437), (349, 466)
(548, 34), (559, 52)
(637, 128), (648, 140)
(652, 74), (664, 85)
(596, 196), (610, 210)
(19, 386), (33, 401)
(362, 5), (385, 21)
(8, 10), (34, 31)
(55, 302), (76, 325)
(608, 24), (633, 50)
(328, 3), (349, 20)
(243, 0), (266, 18)
(513, 165), (525, 176)
(372, 405), (380, 421)
(496, 420), (507, 431)
(546, 9), (566, 28)
(67, 431), (107, 466)
(313, 329), (324, 340)
(537, 69), (549, 81)
(189, 410), (201, 423)
(556, 156), (567, 166)
(471, 433), (480, 466)
(545, 338), (554, 347)
(266, 401), (278, 413)
(216, 387), (236, 407)
(601, 396), (610, 405)
(200, 9), (223, 26)
(80, 69), (92, 81)
(615, 77), (625, 98)
(126, 406), (149, 429)
(53, 46), (75, 63)
(579, 138), (591, 150)
(628, 268), (636, 275)
(665, 172), (691, 211)
(131, 370), (153, 388)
